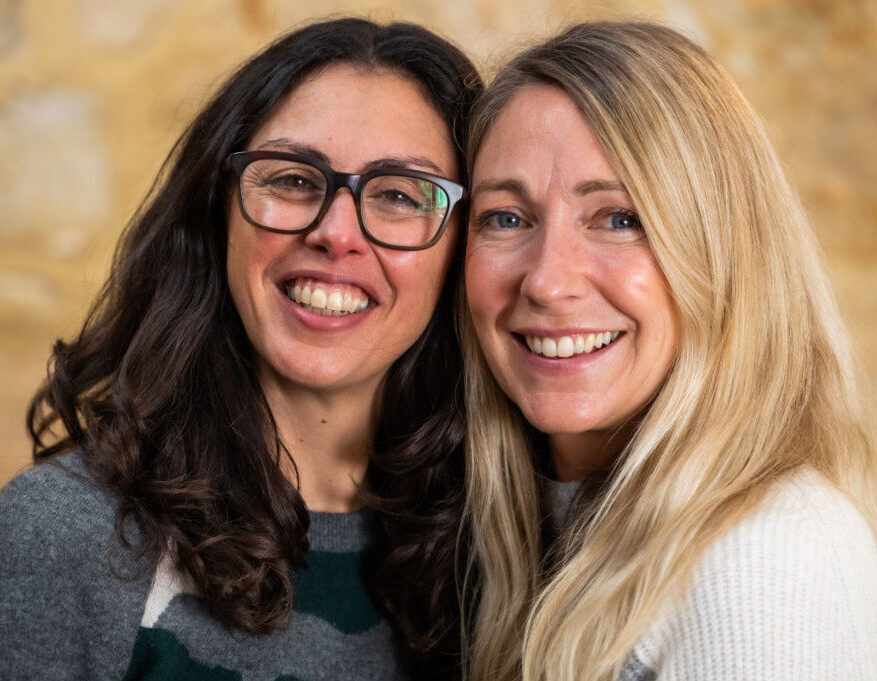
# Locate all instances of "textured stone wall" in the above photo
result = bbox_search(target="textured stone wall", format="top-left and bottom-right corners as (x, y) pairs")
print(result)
(1, 0), (875, 483)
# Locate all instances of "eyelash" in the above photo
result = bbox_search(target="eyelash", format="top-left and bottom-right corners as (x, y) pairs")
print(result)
(603, 208), (642, 231)
(473, 207), (643, 231)
(474, 210), (526, 230)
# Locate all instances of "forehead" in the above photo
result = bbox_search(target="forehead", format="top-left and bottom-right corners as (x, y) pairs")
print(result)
(249, 63), (457, 176)
(473, 83), (617, 185)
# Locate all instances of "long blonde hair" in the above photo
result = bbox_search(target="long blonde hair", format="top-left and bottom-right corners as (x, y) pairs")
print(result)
(461, 22), (877, 681)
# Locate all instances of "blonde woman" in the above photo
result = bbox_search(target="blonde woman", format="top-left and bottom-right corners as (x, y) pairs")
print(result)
(462, 22), (877, 681)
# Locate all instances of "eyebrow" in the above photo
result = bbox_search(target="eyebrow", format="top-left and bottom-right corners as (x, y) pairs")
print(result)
(256, 138), (446, 176)
(471, 177), (628, 197)
(361, 157), (445, 175)
(257, 139), (331, 165)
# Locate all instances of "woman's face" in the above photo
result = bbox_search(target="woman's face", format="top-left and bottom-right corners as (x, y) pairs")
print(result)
(466, 84), (678, 455)
(227, 63), (458, 398)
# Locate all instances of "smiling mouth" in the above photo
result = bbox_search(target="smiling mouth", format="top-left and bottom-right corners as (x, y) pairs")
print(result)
(522, 331), (621, 358)
(284, 277), (373, 317)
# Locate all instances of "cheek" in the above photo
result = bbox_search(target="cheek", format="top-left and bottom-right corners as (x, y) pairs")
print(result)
(389, 239), (456, 317)
(625, 266), (666, 311)
(225, 219), (285, 317)
(637, 269), (675, 335)
(464, 260), (492, 335)
(225, 225), (252, 311)
(610, 251), (679, 367)
(602, 247), (670, 314)
(465, 243), (508, 324)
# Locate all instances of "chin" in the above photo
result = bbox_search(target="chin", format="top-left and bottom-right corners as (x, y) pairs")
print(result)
(517, 407), (590, 437)
(519, 396), (637, 438)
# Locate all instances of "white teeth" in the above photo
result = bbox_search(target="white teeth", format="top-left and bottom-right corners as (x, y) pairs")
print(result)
(556, 336), (575, 358)
(542, 338), (557, 358)
(584, 333), (596, 353)
(285, 278), (370, 317)
(524, 331), (620, 359)
(311, 288), (327, 309)
(327, 291), (344, 311)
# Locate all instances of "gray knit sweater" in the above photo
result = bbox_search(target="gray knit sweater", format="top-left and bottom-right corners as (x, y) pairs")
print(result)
(0, 453), (409, 681)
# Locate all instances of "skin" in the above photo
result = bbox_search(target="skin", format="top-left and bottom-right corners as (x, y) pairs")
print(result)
(466, 84), (678, 480)
(227, 63), (458, 510)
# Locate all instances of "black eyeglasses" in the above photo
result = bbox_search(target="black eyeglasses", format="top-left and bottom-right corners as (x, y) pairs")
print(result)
(225, 151), (465, 251)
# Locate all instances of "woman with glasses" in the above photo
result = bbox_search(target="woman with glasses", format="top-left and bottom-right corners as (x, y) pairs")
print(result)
(461, 22), (877, 681)
(0, 18), (480, 680)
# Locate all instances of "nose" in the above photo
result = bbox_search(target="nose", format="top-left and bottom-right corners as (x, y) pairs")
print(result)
(519, 224), (593, 307)
(303, 188), (369, 258)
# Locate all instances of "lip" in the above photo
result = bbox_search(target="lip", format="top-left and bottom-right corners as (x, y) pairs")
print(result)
(510, 331), (622, 372)
(277, 269), (379, 332)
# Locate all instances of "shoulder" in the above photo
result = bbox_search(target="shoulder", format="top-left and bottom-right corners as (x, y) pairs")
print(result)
(2, 450), (103, 501)
(0, 449), (135, 584)
(0, 451), (118, 550)
(633, 471), (877, 681)
(0, 452), (154, 678)
(701, 472), (877, 600)
(700, 471), (875, 580)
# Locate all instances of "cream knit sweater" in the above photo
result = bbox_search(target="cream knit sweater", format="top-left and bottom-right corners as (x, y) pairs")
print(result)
(549, 471), (877, 681)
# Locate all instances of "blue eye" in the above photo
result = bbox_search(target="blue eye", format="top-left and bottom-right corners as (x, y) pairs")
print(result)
(496, 212), (521, 228)
(477, 211), (523, 229)
(609, 212), (641, 230)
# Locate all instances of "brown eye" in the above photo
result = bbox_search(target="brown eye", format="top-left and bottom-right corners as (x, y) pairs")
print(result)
(268, 174), (312, 190)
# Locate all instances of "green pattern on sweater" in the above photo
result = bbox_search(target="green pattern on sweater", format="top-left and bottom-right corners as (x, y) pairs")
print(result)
(124, 627), (244, 681)
(0, 453), (410, 681)
(293, 550), (382, 634)
(123, 549), (383, 679)
(124, 627), (308, 681)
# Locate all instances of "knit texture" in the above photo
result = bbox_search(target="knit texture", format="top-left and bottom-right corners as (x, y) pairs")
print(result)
(0, 453), (409, 681)
(546, 471), (877, 681)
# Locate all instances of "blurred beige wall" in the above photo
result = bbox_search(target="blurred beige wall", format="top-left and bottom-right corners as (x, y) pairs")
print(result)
(1, 0), (875, 484)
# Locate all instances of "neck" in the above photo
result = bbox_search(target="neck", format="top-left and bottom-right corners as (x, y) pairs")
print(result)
(549, 426), (632, 482)
(260, 369), (382, 513)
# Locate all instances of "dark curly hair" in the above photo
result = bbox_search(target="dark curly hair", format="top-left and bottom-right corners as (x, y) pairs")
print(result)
(27, 17), (481, 677)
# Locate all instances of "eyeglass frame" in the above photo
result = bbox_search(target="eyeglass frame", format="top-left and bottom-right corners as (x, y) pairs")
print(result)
(224, 150), (466, 251)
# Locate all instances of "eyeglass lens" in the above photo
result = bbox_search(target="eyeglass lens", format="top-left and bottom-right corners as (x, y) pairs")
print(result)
(239, 158), (450, 248)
